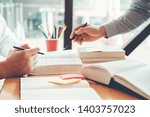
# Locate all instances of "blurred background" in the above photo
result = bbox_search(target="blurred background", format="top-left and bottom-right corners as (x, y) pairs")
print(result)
(0, 0), (149, 62)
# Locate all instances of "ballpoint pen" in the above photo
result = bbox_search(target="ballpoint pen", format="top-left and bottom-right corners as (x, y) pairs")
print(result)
(13, 46), (45, 55)
(64, 22), (87, 50)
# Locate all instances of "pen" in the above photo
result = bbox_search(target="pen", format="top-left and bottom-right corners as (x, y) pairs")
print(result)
(58, 25), (67, 38)
(13, 46), (45, 55)
(64, 22), (87, 50)
(38, 25), (48, 39)
(47, 25), (52, 39)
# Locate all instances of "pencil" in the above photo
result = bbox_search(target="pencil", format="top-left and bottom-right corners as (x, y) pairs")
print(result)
(47, 25), (52, 39)
(64, 22), (87, 50)
(13, 46), (44, 55)
(38, 25), (48, 39)
(58, 25), (67, 38)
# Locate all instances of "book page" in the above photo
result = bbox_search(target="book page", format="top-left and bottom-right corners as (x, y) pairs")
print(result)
(89, 59), (145, 75)
(82, 59), (145, 85)
(78, 45), (124, 52)
(21, 87), (100, 100)
(114, 65), (150, 99)
(21, 77), (90, 90)
(37, 58), (82, 66)
(39, 50), (79, 59)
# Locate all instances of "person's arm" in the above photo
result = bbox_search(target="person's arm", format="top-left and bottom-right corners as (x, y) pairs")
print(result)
(0, 44), (39, 79)
(104, 0), (150, 38)
(70, 0), (150, 44)
(0, 14), (22, 57)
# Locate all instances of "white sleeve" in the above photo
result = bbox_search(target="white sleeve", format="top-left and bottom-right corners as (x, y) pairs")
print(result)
(0, 15), (22, 57)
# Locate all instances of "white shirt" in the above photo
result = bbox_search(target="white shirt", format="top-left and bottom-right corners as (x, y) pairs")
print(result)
(0, 14), (21, 57)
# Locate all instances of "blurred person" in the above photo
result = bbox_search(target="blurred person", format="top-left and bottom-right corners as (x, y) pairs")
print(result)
(0, 14), (39, 78)
(70, 0), (150, 45)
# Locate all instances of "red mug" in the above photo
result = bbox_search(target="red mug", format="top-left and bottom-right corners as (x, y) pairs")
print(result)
(46, 39), (58, 52)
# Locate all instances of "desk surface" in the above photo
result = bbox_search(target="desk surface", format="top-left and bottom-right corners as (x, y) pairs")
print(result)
(0, 76), (140, 100)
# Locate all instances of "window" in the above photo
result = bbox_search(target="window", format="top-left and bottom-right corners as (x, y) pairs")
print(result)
(0, 0), (65, 51)
(73, 0), (132, 49)
(0, 0), (149, 61)
(73, 0), (150, 64)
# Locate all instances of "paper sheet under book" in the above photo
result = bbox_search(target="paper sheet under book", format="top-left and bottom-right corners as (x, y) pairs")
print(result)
(21, 87), (100, 100)
(21, 77), (100, 100)
(21, 77), (90, 90)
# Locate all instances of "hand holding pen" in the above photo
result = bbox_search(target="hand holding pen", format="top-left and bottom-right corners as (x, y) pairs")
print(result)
(64, 22), (87, 50)
(69, 23), (106, 45)
(2, 44), (39, 78)
(13, 46), (44, 55)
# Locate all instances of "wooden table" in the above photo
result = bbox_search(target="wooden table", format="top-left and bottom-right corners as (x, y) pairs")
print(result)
(0, 77), (140, 100)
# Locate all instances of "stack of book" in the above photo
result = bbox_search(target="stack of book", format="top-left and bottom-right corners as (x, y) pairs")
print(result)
(78, 45), (125, 63)
(31, 45), (125, 75)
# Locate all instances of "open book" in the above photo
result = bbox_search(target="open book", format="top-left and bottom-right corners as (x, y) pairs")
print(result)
(81, 59), (150, 99)
(31, 46), (125, 75)
(20, 77), (100, 100)
(31, 50), (82, 75)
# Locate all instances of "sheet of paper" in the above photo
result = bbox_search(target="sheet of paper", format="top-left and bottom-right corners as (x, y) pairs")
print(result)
(21, 87), (100, 100)
(21, 77), (90, 90)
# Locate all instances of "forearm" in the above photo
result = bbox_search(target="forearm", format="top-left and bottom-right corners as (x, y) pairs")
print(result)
(104, 0), (150, 38)
(0, 61), (6, 78)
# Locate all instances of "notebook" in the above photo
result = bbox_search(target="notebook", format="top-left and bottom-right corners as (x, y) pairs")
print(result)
(20, 77), (100, 100)
(81, 59), (150, 99)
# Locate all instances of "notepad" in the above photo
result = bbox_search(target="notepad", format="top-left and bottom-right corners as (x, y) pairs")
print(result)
(60, 74), (85, 80)
(48, 78), (82, 85)
(20, 77), (100, 100)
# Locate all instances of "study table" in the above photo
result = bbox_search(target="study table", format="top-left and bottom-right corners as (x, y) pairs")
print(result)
(0, 75), (141, 100)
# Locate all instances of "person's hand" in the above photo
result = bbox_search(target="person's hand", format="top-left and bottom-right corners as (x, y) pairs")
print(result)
(0, 44), (39, 78)
(70, 25), (107, 45)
